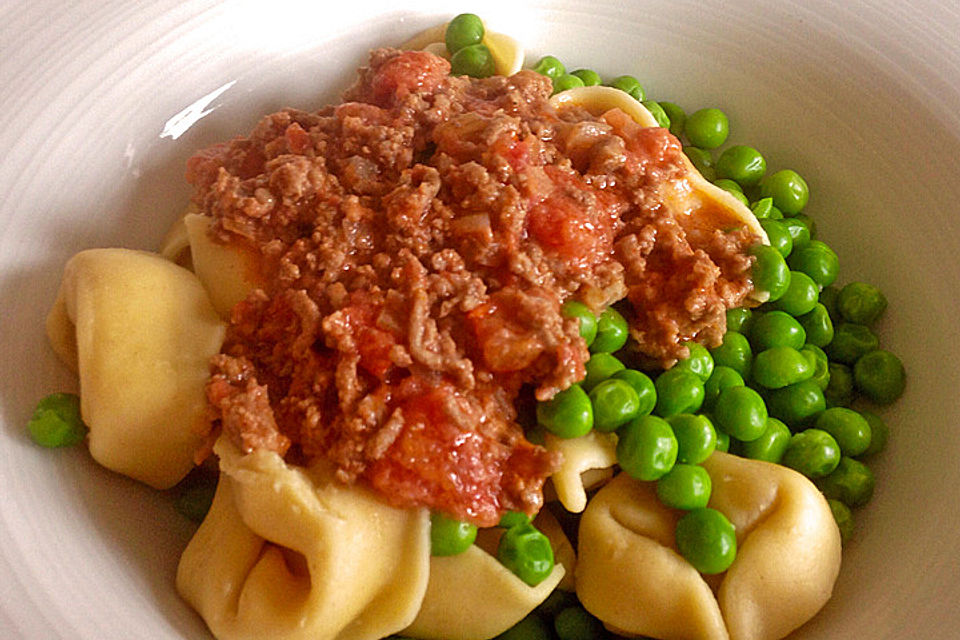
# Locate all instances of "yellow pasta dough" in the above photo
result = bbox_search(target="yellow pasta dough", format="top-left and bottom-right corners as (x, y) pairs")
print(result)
(545, 430), (618, 513)
(177, 438), (431, 640)
(45, 248), (225, 489)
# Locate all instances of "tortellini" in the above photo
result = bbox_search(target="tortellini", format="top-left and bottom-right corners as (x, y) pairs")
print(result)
(45, 248), (225, 489)
(545, 430), (618, 513)
(177, 438), (431, 640)
(576, 452), (842, 640)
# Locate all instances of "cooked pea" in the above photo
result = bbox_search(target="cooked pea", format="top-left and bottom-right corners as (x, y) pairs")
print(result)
(824, 362), (855, 408)
(497, 523), (555, 586)
(771, 270), (819, 317)
(673, 341), (715, 381)
(498, 511), (530, 528)
(752, 346), (814, 389)
(607, 74), (645, 100)
(780, 217), (812, 252)
(685, 146), (716, 180)
(643, 101), (671, 128)
(561, 300), (597, 347)
(582, 352), (625, 391)
(741, 417), (791, 463)
(445, 13), (485, 53)
(450, 44), (495, 78)
(552, 73), (585, 94)
(766, 379), (826, 427)
(793, 213), (818, 239)
(815, 407), (871, 456)
(532, 55), (566, 79)
(685, 107), (729, 149)
(837, 281), (888, 325)
(781, 428), (841, 478)
(859, 410), (889, 457)
(611, 369), (657, 416)
(768, 204), (785, 220)
(797, 303), (835, 348)
(801, 344), (831, 390)
(570, 68), (602, 86)
(659, 101), (686, 136)
(536, 384), (593, 438)
(751, 197), (774, 220)
(819, 284), (841, 320)
(854, 349), (906, 404)
(761, 169), (809, 215)
(617, 415), (678, 481)
(726, 307), (754, 334)
(497, 613), (553, 640)
(431, 512), (478, 556)
(760, 219), (793, 258)
(749, 244), (791, 302)
(749, 310), (807, 351)
(653, 368), (705, 417)
(536, 589), (578, 619)
(826, 323), (879, 364)
(591, 306), (629, 353)
(668, 413), (717, 464)
(703, 365), (746, 409)
(788, 240), (839, 288)
(712, 385), (768, 441)
(709, 331), (752, 379)
(675, 507), (737, 574)
(828, 499), (854, 543)
(27, 392), (86, 448)
(817, 456), (875, 507)
(716, 145), (766, 187)
(657, 463), (712, 510)
(590, 378), (641, 432)
(554, 605), (606, 640)
(714, 178), (743, 194)
(715, 430), (730, 452)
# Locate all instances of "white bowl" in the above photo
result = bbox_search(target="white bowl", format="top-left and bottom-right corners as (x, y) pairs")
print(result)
(2, 1), (959, 638)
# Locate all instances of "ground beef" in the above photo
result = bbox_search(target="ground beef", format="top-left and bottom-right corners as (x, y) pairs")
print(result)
(192, 48), (758, 526)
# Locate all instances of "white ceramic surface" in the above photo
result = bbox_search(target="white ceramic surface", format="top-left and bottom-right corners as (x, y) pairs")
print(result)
(2, 1), (959, 638)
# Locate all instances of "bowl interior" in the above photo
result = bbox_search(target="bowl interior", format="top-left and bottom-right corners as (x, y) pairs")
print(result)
(2, 1), (959, 638)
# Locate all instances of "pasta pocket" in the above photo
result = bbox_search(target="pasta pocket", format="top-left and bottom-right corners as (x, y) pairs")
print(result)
(576, 452), (841, 640)
(545, 430), (618, 513)
(177, 438), (431, 640)
(45, 248), (225, 488)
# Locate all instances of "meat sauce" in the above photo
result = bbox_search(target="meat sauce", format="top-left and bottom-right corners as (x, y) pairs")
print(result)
(190, 48), (758, 526)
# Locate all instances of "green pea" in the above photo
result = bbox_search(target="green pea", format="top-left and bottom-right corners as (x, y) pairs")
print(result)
(659, 101), (686, 136)
(561, 300), (597, 347)
(741, 417), (791, 463)
(797, 303), (835, 348)
(828, 499), (854, 544)
(641, 100), (670, 128)
(498, 511), (531, 528)
(752, 346), (814, 389)
(761, 169), (809, 215)
(715, 430), (730, 452)
(859, 410), (889, 457)
(27, 392), (87, 448)
(771, 270), (819, 317)
(837, 281), (888, 325)
(535, 589), (578, 619)
(497, 523), (555, 586)
(582, 352), (626, 391)
(751, 197), (774, 220)
(824, 362), (855, 408)
(653, 368), (705, 417)
(590, 379), (641, 432)
(801, 344), (831, 390)
(817, 456), (875, 507)
(709, 331), (752, 379)
(767, 204), (785, 220)
(445, 13), (485, 54)
(552, 73), (585, 94)
(826, 323), (879, 365)
(674, 341), (715, 381)
(788, 240), (839, 288)
(611, 369), (657, 416)
(607, 74), (645, 100)
(536, 384), (593, 438)
(726, 307), (753, 334)
(668, 413), (717, 464)
(818, 285), (841, 321)
(554, 606), (606, 640)
(854, 349), (906, 404)
(714, 178), (743, 194)
(450, 44), (495, 78)
(617, 415), (678, 481)
(591, 306), (629, 353)
(716, 145), (766, 187)
(712, 386), (768, 441)
(675, 507), (737, 574)
(497, 614), (553, 640)
(532, 55), (566, 79)
(749, 310), (806, 351)
(570, 68), (602, 86)
(759, 219), (794, 259)
(685, 107), (729, 149)
(781, 428), (841, 478)
(749, 244), (791, 302)
(657, 463), (713, 510)
(779, 217), (812, 252)
(793, 213), (818, 238)
(431, 512), (477, 556)
(685, 146), (716, 180)
(703, 365), (746, 409)
(816, 407), (871, 456)
(766, 379), (826, 427)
